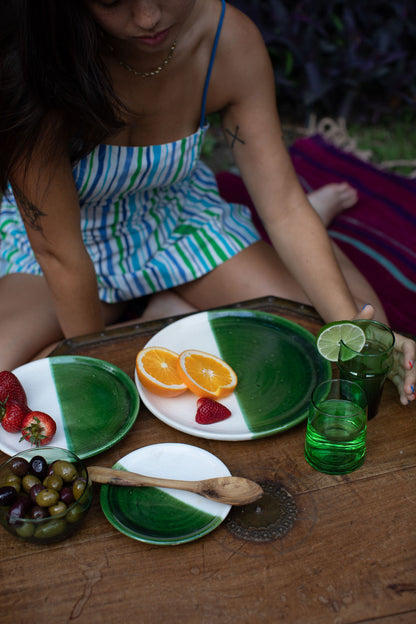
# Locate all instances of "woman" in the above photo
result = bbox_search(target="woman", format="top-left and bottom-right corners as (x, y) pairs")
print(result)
(0, 0), (414, 404)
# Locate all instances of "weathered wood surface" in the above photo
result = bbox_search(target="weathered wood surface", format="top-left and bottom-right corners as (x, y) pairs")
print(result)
(1, 297), (415, 624)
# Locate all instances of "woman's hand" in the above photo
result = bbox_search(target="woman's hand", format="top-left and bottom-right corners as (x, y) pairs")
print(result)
(356, 305), (415, 405)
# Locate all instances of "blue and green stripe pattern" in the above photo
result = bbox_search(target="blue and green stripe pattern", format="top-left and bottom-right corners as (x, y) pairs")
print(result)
(0, 125), (260, 302)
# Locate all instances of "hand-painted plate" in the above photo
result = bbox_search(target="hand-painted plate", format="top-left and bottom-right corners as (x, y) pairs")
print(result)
(0, 356), (139, 459)
(100, 443), (231, 545)
(135, 309), (331, 440)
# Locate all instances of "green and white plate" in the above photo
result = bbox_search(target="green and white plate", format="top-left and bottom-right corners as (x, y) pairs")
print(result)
(100, 443), (231, 545)
(0, 356), (139, 459)
(135, 309), (331, 440)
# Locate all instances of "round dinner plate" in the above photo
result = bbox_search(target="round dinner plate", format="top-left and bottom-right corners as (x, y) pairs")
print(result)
(135, 309), (330, 441)
(0, 356), (140, 459)
(100, 443), (232, 545)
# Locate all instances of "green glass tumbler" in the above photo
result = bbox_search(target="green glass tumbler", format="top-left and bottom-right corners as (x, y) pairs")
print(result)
(337, 320), (395, 420)
(305, 379), (368, 475)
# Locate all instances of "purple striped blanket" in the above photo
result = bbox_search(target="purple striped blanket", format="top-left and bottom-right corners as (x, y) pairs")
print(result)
(216, 135), (416, 335)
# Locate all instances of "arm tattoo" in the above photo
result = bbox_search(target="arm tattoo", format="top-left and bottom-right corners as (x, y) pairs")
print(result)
(13, 186), (46, 233)
(225, 125), (246, 149)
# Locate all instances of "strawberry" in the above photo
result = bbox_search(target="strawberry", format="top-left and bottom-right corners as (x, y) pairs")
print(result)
(0, 371), (28, 406)
(0, 399), (26, 433)
(20, 411), (57, 447)
(195, 397), (231, 425)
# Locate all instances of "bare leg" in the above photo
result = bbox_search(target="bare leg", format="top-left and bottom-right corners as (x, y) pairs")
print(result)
(0, 275), (63, 369)
(0, 274), (126, 369)
(32, 293), (197, 360)
(176, 240), (388, 324)
(1, 236), (386, 369)
(139, 291), (196, 321)
(105, 292), (198, 334)
(308, 183), (358, 226)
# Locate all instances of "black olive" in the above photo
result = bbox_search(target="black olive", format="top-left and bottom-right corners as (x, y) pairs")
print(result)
(29, 505), (49, 520)
(7, 495), (31, 525)
(29, 456), (49, 480)
(9, 457), (29, 477)
(60, 487), (75, 505)
(29, 482), (45, 504)
(3, 474), (21, 493)
(0, 485), (18, 506)
(47, 460), (58, 476)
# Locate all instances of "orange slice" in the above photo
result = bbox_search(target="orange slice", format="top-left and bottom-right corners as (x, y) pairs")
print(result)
(177, 349), (238, 399)
(136, 347), (188, 398)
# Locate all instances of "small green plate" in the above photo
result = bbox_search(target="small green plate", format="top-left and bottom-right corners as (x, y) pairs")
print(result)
(1, 356), (140, 459)
(100, 443), (231, 545)
(136, 310), (330, 440)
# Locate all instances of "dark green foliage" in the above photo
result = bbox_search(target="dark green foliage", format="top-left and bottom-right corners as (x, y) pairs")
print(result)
(230, 0), (416, 123)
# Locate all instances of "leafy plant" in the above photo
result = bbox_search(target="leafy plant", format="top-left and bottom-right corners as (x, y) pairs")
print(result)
(229, 0), (416, 124)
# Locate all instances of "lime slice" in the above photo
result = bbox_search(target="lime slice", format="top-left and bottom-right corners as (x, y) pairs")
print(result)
(316, 321), (366, 362)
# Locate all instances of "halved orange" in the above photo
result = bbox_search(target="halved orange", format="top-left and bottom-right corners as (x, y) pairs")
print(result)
(136, 347), (188, 398)
(177, 349), (238, 399)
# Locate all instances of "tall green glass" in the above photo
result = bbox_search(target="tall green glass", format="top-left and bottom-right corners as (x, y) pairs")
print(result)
(305, 379), (368, 475)
(337, 320), (394, 420)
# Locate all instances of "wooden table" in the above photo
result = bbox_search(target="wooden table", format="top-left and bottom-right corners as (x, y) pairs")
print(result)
(1, 297), (415, 624)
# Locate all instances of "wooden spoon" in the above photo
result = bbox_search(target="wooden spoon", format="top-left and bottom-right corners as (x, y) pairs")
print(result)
(88, 465), (263, 506)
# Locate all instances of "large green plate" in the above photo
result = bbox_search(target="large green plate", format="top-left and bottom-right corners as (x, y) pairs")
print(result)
(135, 310), (331, 440)
(1, 356), (140, 459)
(100, 443), (231, 545)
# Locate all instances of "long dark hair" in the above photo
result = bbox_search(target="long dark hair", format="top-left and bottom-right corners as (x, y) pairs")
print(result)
(0, 0), (124, 194)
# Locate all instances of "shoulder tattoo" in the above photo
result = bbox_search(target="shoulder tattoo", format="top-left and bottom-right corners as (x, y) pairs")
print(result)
(225, 125), (246, 149)
(13, 187), (46, 233)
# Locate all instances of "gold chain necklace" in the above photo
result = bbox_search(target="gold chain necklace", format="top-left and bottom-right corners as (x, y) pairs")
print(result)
(108, 40), (177, 78)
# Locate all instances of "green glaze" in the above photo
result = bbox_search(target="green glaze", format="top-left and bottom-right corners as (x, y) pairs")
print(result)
(208, 310), (331, 436)
(99, 444), (231, 544)
(49, 356), (139, 459)
(101, 484), (222, 545)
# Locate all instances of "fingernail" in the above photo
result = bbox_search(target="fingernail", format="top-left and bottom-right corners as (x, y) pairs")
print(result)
(411, 385), (415, 394)
(362, 303), (371, 309)
(409, 360), (414, 368)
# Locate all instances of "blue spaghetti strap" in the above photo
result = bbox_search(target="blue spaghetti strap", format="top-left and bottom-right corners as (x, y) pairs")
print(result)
(200, 0), (226, 126)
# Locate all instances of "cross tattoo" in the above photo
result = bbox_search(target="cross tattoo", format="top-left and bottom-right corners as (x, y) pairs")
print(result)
(225, 125), (245, 148)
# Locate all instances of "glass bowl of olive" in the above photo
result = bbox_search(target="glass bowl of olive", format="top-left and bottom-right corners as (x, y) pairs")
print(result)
(0, 447), (93, 544)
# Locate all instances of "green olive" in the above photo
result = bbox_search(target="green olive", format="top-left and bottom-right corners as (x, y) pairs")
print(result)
(66, 504), (84, 524)
(48, 501), (67, 516)
(51, 461), (77, 483)
(43, 474), (63, 491)
(72, 478), (87, 501)
(34, 518), (67, 540)
(3, 474), (21, 493)
(15, 521), (35, 538)
(36, 487), (60, 508)
(22, 474), (41, 494)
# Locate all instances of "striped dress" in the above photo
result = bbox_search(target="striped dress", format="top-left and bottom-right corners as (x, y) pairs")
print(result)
(0, 0), (261, 303)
